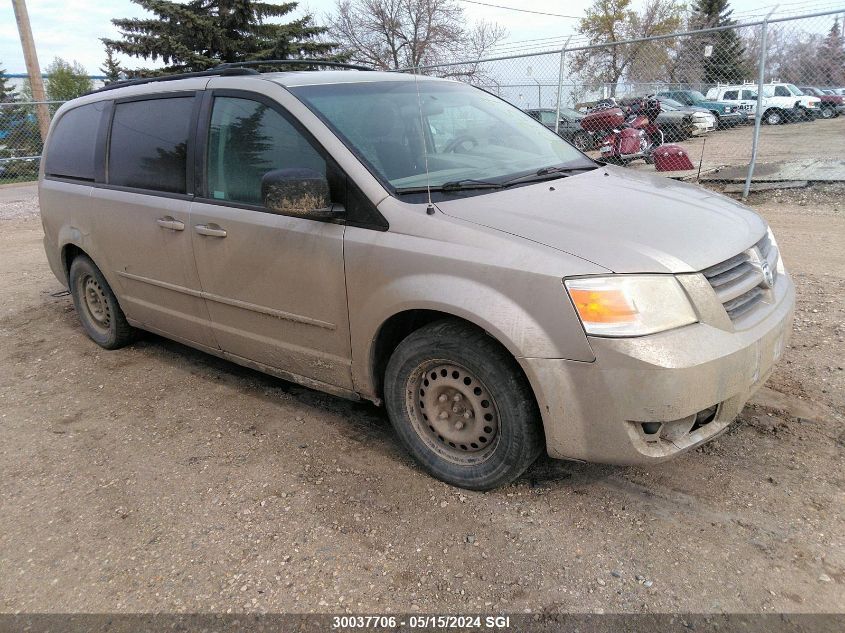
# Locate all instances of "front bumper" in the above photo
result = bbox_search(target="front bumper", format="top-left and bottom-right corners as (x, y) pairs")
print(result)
(690, 120), (717, 135)
(520, 271), (795, 464)
(716, 111), (743, 125)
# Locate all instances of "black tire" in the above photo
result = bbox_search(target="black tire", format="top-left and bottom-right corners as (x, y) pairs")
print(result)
(820, 106), (835, 119)
(571, 131), (591, 152)
(384, 319), (544, 490)
(69, 254), (137, 350)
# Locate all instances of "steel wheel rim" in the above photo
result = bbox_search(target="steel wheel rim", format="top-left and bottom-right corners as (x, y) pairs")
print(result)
(81, 274), (111, 332)
(406, 361), (501, 465)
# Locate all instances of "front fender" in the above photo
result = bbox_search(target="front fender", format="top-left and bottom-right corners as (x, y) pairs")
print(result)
(348, 272), (596, 398)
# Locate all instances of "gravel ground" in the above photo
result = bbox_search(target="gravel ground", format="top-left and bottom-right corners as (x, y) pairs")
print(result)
(0, 183), (843, 615)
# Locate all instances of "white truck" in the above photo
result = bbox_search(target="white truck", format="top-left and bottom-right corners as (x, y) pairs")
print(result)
(706, 82), (821, 124)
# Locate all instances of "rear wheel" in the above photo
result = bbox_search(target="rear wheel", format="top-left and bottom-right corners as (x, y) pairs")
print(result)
(820, 106), (835, 119)
(764, 109), (783, 125)
(384, 320), (544, 490)
(69, 254), (137, 349)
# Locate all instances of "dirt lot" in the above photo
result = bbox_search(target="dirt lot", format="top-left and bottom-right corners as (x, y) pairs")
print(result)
(0, 182), (843, 615)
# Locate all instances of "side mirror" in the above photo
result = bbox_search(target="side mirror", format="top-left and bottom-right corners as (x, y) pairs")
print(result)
(261, 168), (344, 220)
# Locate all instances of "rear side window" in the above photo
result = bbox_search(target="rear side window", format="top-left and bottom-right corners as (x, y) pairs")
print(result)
(723, 90), (738, 100)
(108, 97), (194, 194)
(45, 103), (105, 181)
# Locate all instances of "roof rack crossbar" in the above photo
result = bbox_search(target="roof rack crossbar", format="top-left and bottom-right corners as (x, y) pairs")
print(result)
(214, 60), (373, 72)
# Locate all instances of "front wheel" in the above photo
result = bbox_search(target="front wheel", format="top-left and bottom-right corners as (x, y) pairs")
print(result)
(571, 131), (591, 152)
(820, 106), (835, 119)
(69, 254), (137, 349)
(384, 320), (544, 490)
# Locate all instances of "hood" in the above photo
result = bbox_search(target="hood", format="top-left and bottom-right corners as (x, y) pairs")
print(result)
(436, 166), (767, 274)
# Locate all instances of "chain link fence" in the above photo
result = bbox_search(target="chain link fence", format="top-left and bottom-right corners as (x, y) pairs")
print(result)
(408, 8), (845, 197)
(0, 100), (65, 185)
(2, 8), (844, 194)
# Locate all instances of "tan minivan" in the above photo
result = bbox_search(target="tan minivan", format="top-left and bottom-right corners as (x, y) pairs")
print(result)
(39, 64), (794, 490)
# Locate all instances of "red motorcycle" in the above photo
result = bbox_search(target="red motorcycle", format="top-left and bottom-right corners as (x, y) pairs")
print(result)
(580, 97), (663, 165)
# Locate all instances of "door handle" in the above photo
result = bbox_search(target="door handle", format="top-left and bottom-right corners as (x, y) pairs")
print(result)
(156, 217), (185, 231)
(195, 224), (227, 238)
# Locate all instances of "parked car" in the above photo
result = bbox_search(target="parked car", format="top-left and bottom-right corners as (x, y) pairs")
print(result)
(656, 90), (743, 127)
(653, 96), (717, 140)
(38, 64), (794, 490)
(525, 107), (593, 151)
(797, 86), (844, 118)
(706, 82), (820, 124)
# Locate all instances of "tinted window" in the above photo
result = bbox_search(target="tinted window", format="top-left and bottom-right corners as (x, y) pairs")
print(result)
(538, 111), (557, 125)
(723, 90), (738, 100)
(774, 86), (790, 97)
(741, 90), (757, 100)
(109, 97), (194, 194)
(207, 97), (326, 206)
(45, 103), (105, 180)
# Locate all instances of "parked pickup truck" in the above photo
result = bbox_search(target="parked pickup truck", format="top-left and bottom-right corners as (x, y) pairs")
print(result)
(656, 90), (744, 127)
(706, 83), (820, 124)
(798, 86), (844, 119)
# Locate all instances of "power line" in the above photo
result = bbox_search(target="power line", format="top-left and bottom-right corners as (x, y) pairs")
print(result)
(456, 0), (582, 19)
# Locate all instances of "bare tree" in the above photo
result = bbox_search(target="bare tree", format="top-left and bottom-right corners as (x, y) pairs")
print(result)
(573, 0), (683, 96)
(326, 0), (506, 72)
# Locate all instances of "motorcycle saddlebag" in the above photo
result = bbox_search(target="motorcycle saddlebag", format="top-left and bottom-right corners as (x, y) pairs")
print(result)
(580, 107), (626, 132)
(653, 144), (694, 171)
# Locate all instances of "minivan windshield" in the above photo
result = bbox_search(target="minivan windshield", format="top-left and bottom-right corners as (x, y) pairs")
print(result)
(289, 80), (593, 191)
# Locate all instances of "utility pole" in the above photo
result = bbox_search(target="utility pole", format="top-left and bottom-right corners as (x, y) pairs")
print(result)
(11, 0), (51, 142)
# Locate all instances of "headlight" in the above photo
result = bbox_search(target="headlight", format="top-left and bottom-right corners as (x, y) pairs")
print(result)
(768, 226), (786, 274)
(565, 276), (697, 337)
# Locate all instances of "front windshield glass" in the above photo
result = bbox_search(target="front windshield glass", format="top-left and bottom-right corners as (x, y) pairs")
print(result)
(688, 91), (707, 101)
(787, 84), (804, 95)
(289, 80), (592, 190)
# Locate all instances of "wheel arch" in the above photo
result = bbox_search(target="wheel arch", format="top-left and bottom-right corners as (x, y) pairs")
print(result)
(366, 308), (540, 407)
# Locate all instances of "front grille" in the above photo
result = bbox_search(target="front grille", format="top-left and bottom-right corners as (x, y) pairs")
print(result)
(703, 234), (779, 321)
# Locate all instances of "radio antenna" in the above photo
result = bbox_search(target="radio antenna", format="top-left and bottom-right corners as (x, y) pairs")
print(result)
(411, 65), (435, 215)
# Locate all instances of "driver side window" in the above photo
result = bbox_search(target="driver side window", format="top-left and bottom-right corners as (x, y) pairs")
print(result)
(774, 86), (790, 97)
(207, 96), (326, 206)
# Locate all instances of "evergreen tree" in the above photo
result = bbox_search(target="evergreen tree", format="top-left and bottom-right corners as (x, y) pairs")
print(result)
(102, 0), (338, 73)
(101, 48), (124, 84)
(0, 61), (16, 102)
(688, 0), (748, 84)
(816, 20), (845, 86)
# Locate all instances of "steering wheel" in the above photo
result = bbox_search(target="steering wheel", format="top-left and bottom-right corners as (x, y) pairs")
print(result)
(443, 135), (479, 153)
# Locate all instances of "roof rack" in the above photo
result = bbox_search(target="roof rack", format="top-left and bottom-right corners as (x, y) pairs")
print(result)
(91, 67), (259, 94)
(214, 60), (373, 72)
(90, 59), (372, 94)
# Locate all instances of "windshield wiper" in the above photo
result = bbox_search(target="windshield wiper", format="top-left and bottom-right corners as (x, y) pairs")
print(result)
(394, 179), (503, 194)
(501, 165), (593, 187)
(440, 178), (503, 191)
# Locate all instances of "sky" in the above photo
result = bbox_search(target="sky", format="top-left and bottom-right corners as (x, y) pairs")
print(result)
(1, 0), (842, 75)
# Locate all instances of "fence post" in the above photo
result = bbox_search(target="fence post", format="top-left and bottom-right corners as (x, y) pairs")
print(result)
(554, 36), (572, 134)
(742, 7), (777, 200)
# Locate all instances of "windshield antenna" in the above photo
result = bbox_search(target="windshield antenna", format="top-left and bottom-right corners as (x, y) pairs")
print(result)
(411, 65), (435, 215)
